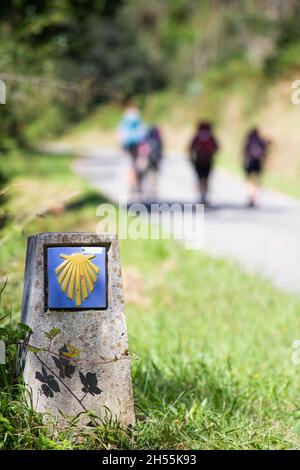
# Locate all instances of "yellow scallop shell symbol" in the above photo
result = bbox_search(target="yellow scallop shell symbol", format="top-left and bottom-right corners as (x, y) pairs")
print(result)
(55, 253), (100, 306)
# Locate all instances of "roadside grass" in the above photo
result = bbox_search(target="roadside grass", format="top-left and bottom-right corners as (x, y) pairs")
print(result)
(1, 149), (300, 449)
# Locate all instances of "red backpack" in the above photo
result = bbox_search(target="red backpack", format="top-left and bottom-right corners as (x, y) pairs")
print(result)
(191, 134), (217, 164)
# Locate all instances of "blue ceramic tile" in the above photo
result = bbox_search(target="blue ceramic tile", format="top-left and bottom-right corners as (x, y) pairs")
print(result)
(47, 246), (107, 309)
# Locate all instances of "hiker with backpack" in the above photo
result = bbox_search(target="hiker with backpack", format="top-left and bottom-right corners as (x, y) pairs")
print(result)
(128, 125), (163, 198)
(243, 128), (270, 207)
(118, 103), (147, 195)
(189, 121), (219, 205)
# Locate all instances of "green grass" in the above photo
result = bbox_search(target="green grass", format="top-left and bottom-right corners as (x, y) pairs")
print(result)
(1, 148), (300, 449)
(263, 172), (300, 201)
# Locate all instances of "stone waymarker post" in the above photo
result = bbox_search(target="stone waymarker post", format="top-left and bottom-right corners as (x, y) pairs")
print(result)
(20, 232), (135, 426)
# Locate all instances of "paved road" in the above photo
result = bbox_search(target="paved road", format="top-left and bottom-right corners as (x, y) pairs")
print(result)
(74, 147), (300, 295)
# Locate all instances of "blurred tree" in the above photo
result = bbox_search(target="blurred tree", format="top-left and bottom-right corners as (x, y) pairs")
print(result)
(57, 13), (165, 101)
(0, 0), (300, 148)
(0, 0), (166, 147)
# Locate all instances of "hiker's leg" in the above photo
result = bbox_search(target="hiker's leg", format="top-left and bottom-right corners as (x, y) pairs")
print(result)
(128, 166), (137, 194)
(199, 178), (208, 204)
(148, 169), (157, 200)
(246, 175), (260, 206)
(128, 146), (139, 195)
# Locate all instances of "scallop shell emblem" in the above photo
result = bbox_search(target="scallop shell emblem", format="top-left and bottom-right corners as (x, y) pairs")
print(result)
(55, 253), (100, 306)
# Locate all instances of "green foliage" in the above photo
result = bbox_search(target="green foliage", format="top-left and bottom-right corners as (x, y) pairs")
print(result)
(1, 0), (300, 152)
(0, 314), (31, 390)
(265, 41), (300, 77)
(0, 0), (166, 152)
(56, 14), (165, 100)
(43, 327), (61, 340)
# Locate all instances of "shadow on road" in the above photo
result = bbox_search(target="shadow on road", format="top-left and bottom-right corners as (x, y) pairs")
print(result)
(123, 199), (296, 216)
